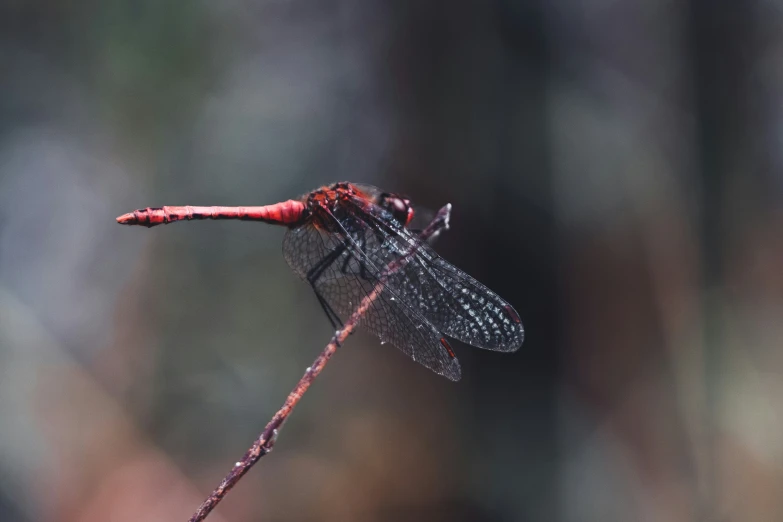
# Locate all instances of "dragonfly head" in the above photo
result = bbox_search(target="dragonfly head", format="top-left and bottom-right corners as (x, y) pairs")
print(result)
(379, 192), (414, 227)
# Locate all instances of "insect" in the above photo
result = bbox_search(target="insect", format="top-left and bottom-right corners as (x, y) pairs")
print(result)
(117, 182), (524, 380)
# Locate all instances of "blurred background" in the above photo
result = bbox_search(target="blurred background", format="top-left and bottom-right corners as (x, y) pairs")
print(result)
(1, 1), (781, 521)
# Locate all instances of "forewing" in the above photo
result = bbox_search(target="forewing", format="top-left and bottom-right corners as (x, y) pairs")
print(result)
(344, 196), (524, 352)
(282, 221), (461, 381)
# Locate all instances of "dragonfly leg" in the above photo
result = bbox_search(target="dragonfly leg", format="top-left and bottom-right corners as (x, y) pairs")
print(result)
(340, 232), (374, 282)
(307, 243), (347, 282)
(340, 244), (354, 274)
(313, 289), (343, 329)
(359, 234), (373, 281)
(306, 243), (348, 330)
(340, 233), (372, 281)
(362, 220), (390, 281)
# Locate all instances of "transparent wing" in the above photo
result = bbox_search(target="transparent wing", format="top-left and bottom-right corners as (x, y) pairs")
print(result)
(342, 195), (524, 352)
(282, 218), (461, 381)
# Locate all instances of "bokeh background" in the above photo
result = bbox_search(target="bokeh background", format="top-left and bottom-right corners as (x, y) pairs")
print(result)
(1, 1), (782, 521)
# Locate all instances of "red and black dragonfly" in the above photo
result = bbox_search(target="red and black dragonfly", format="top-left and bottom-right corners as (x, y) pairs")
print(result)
(117, 182), (524, 380)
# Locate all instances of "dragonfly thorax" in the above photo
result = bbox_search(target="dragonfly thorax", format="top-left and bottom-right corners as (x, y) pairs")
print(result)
(307, 183), (414, 228)
(306, 185), (349, 212)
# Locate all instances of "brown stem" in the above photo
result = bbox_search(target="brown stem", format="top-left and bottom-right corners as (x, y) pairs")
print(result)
(187, 203), (452, 522)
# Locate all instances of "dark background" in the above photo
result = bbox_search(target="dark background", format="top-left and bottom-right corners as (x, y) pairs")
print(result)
(1, 1), (780, 521)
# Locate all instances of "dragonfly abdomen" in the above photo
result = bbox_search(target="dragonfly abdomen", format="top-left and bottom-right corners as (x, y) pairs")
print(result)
(116, 200), (306, 228)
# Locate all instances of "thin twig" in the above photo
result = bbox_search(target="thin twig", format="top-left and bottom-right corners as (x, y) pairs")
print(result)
(188, 203), (452, 522)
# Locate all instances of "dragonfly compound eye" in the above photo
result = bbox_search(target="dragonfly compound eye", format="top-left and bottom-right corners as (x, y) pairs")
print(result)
(380, 193), (414, 226)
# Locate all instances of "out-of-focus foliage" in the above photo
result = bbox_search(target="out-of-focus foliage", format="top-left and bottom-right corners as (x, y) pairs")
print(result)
(1, 1), (781, 521)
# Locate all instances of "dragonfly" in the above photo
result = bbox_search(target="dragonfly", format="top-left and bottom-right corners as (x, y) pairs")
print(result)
(117, 182), (524, 380)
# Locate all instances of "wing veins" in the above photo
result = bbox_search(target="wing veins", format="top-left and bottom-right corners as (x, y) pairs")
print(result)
(317, 205), (447, 343)
(343, 198), (480, 333)
(343, 196), (522, 351)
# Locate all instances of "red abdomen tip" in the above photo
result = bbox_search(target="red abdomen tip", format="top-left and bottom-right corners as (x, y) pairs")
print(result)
(116, 212), (136, 224)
